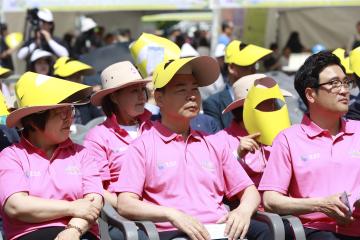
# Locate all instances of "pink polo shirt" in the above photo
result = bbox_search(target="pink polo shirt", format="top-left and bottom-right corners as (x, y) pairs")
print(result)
(259, 115), (360, 236)
(83, 110), (152, 192)
(223, 121), (270, 187)
(0, 137), (103, 240)
(113, 121), (254, 232)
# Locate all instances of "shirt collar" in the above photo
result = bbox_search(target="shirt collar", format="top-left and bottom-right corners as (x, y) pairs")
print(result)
(300, 114), (354, 138)
(20, 136), (73, 159)
(153, 121), (202, 143)
(103, 109), (152, 137)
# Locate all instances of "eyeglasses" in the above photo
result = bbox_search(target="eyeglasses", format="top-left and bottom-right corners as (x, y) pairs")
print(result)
(313, 78), (354, 92)
(52, 106), (76, 120)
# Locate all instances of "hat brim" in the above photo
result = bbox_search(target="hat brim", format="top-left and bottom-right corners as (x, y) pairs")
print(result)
(55, 61), (95, 77)
(222, 89), (293, 114)
(228, 45), (272, 66)
(154, 56), (220, 89)
(91, 79), (151, 106)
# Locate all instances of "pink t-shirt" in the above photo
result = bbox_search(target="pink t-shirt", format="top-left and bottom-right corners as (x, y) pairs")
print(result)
(223, 121), (270, 187)
(259, 115), (360, 236)
(113, 121), (254, 232)
(83, 111), (152, 192)
(0, 137), (103, 240)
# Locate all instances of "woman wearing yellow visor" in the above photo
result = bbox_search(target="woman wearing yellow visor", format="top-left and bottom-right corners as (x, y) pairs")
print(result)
(54, 57), (103, 124)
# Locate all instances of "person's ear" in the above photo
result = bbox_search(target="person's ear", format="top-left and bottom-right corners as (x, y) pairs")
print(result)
(305, 87), (316, 104)
(228, 64), (237, 75)
(154, 90), (164, 108)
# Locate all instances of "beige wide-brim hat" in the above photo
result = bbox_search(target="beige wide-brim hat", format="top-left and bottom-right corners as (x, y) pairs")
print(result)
(222, 74), (293, 114)
(91, 61), (151, 106)
(7, 72), (92, 128)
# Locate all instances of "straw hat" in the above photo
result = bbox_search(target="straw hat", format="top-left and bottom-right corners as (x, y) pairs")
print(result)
(222, 74), (292, 113)
(350, 46), (360, 77)
(152, 56), (220, 89)
(91, 61), (151, 106)
(54, 57), (95, 77)
(6, 72), (92, 128)
(225, 40), (272, 66)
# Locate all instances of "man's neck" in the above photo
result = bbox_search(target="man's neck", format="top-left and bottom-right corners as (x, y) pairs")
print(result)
(161, 115), (191, 140)
(308, 109), (342, 136)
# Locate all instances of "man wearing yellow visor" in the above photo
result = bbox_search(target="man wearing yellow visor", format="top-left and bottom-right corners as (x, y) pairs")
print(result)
(203, 40), (272, 129)
(115, 56), (271, 240)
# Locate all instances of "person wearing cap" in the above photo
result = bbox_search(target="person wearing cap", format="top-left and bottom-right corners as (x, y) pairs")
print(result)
(28, 48), (54, 75)
(0, 72), (103, 240)
(115, 56), (271, 240)
(259, 51), (360, 239)
(203, 40), (272, 129)
(74, 17), (102, 57)
(54, 56), (103, 124)
(17, 8), (69, 62)
(220, 74), (291, 187)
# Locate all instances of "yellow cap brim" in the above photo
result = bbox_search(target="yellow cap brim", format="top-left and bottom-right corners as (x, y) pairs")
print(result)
(54, 61), (94, 77)
(226, 44), (272, 66)
(350, 47), (360, 77)
(152, 56), (220, 89)
(0, 67), (12, 78)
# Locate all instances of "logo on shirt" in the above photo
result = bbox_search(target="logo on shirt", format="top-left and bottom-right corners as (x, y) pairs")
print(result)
(65, 165), (81, 175)
(157, 161), (177, 170)
(300, 153), (320, 162)
(112, 146), (128, 153)
(202, 160), (215, 171)
(349, 150), (360, 158)
(25, 170), (41, 178)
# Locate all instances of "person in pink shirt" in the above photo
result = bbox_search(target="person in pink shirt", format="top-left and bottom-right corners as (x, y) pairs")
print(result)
(84, 61), (152, 208)
(221, 74), (292, 187)
(114, 56), (272, 240)
(259, 51), (360, 239)
(0, 72), (103, 240)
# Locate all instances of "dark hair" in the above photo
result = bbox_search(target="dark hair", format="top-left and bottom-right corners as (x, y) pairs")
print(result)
(20, 110), (50, 135)
(221, 21), (232, 32)
(101, 95), (118, 117)
(231, 107), (244, 123)
(294, 51), (345, 108)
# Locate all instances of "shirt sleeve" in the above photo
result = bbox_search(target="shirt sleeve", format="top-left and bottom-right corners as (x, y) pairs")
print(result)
(112, 139), (146, 197)
(0, 147), (29, 206)
(48, 39), (69, 57)
(83, 130), (111, 182)
(217, 132), (254, 199)
(258, 132), (292, 195)
(80, 148), (104, 196)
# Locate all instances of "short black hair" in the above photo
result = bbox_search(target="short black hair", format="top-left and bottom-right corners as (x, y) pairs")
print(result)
(21, 110), (50, 135)
(221, 21), (232, 32)
(294, 51), (345, 108)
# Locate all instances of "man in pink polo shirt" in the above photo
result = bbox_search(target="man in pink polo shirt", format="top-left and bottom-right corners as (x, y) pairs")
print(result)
(114, 56), (272, 240)
(259, 51), (360, 240)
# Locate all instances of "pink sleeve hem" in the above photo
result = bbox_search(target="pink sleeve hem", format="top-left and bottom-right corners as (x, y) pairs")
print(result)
(257, 185), (288, 195)
(226, 182), (254, 199)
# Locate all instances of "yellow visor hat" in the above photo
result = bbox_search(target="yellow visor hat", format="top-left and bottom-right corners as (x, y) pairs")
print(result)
(333, 48), (353, 74)
(6, 72), (92, 128)
(54, 57), (95, 78)
(130, 33), (181, 77)
(350, 46), (360, 77)
(225, 40), (272, 66)
(152, 56), (220, 89)
(243, 77), (291, 146)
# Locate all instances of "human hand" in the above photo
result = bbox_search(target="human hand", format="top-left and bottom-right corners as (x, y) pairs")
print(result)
(40, 30), (52, 41)
(319, 193), (354, 225)
(237, 133), (260, 158)
(69, 196), (100, 222)
(167, 208), (210, 240)
(217, 208), (252, 240)
(54, 228), (81, 240)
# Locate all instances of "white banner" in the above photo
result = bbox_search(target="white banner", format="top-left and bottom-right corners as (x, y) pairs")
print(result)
(214, 0), (360, 8)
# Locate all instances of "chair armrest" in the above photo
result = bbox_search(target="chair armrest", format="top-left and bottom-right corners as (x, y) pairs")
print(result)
(100, 203), (139, 240)
(254, 211), (285, 240)
(133, 221), (160, 240)
(281, 215), (306, 240)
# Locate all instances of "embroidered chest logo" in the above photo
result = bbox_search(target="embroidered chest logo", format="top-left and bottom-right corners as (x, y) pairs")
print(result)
(157, 161), (177, 170)
(25, 170), (41, 178)
(300, 153), (320, 162)
(65, 165), (81, 175)
(349, 150), (360, 158)
(202, 160), (215, 171)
